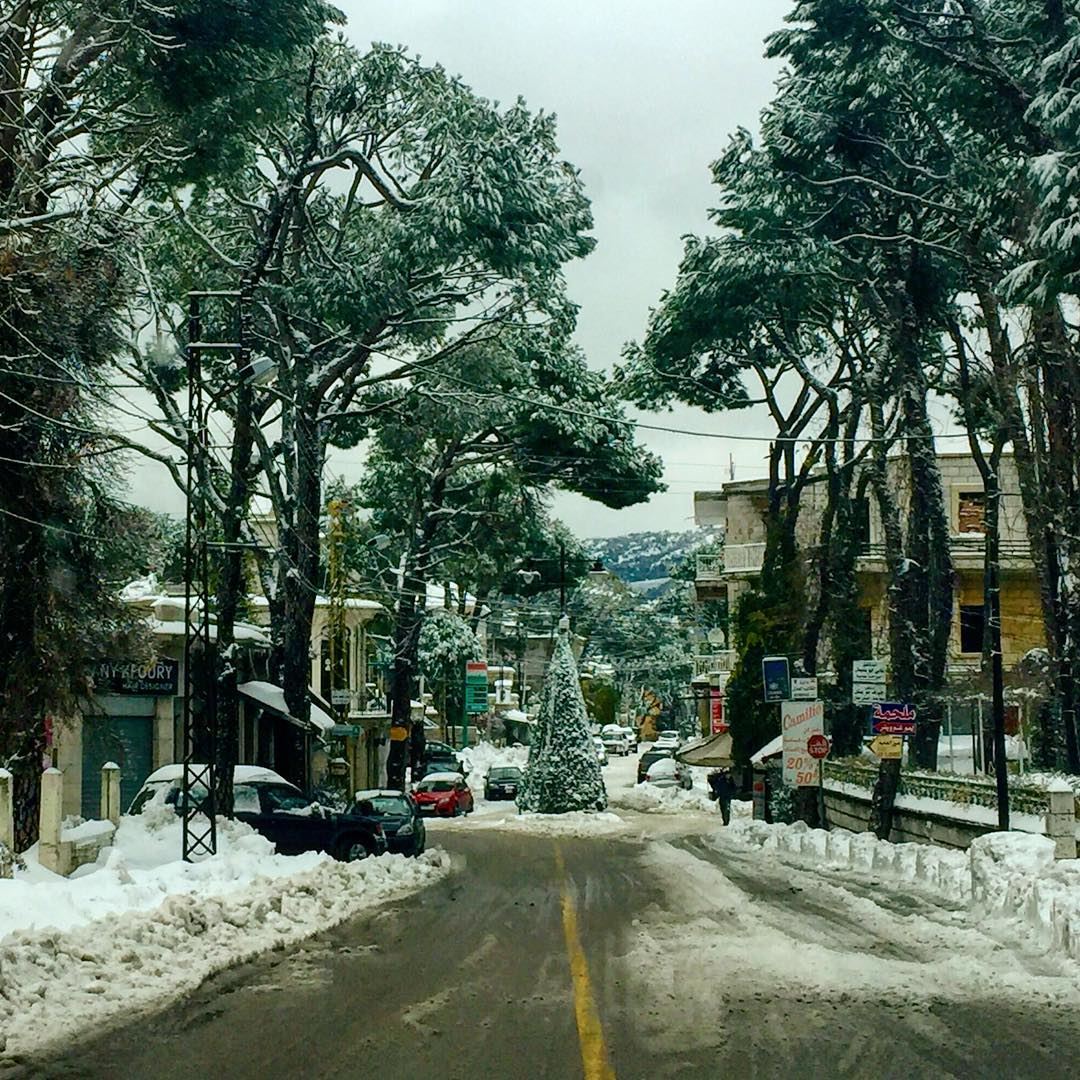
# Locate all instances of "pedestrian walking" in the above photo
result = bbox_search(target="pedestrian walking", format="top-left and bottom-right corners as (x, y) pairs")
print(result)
(708, 767), (736, 825)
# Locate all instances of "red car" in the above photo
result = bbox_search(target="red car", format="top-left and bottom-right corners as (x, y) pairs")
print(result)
(412, 772), (474, 817)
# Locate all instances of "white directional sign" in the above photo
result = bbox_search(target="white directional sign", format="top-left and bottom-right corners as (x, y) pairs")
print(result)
(852, 660), (886, 682)
(852, 682), (888, 705)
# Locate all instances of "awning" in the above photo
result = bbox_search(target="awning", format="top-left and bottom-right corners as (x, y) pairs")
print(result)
(238, 681), (334, 735)
(675, 731), (735, 768)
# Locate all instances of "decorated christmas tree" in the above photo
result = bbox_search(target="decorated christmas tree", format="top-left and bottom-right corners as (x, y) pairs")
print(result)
(517, 631), (607, 813)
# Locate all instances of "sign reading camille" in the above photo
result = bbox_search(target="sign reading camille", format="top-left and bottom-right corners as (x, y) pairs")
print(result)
(95, 658), (179, 696)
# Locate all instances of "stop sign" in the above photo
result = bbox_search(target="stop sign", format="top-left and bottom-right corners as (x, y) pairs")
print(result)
(807, 733), (831, 759)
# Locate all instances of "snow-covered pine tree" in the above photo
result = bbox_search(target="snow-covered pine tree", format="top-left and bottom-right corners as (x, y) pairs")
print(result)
(517, 634), (606, 814)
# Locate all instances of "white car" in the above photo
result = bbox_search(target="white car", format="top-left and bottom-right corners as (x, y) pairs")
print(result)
(593, 737), (609, 765)
(127, 764), (291, 814)
(620, 725), (639, 752)
(654, 730), (681, 750)
(645, 756), (693, 790)
(600, 725), (630, 756)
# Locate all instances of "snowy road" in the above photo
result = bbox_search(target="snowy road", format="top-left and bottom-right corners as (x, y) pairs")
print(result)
(15, 797), (1080, 1080)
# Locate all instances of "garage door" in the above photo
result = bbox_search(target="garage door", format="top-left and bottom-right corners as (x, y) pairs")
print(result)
(81, 713), (154, 819)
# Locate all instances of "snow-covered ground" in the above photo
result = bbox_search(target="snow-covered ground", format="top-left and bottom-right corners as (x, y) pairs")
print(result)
(0, 806), (450, 1057)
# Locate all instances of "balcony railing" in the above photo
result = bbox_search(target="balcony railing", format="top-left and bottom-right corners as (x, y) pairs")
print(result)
(857, 536), (1032, 564)
(695, 553), (724, 580)
(693, 651), (737, 677)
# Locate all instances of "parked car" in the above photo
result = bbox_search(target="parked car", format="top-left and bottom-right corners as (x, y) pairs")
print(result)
(644, 756), (694, 790)
(415, 741), (464, 780)
(654, 730), (681, 750)
(412, 772), (474, 816)
(593, 737), (609, 765)
(129, 766), (387, 861)
(601, 725), (630, 756)
(352, 789), (426, 856)
(637, 747), (674, 784)
(620, 725), (639, 752)
(484, 766), (524, 801)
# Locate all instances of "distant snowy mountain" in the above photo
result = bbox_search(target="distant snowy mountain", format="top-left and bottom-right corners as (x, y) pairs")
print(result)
(588, 529), (719, 585)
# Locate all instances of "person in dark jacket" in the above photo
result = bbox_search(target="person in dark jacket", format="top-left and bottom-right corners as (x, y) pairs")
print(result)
(708, 768), (737, 825)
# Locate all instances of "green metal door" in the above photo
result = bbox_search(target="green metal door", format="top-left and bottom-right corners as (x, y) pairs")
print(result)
(81, 712), (154, 818)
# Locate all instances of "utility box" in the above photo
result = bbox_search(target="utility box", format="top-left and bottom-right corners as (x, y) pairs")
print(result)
(752, 765), (772, 823)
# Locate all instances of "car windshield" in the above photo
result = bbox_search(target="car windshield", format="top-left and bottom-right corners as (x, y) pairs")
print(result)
(418, 780), (456, 793)
(365, 795), (410, 814)
(262, 786), (312, 813)
(489, 768), (521, 780)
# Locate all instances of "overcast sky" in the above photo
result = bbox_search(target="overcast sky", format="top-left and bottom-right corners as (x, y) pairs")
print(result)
(336, 0), (796, 538)
(125, 1), (795, 539)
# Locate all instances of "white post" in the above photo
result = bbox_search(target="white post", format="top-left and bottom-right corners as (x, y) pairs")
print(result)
(1045, 779), (1077, 860)
(38, 767), (64, 874)
(100, 761), (121, 826)
(946, 702), (954, 772)
(0, 767), (13, 878)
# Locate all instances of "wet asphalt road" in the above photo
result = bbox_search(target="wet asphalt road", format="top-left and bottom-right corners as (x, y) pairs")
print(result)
(9, 823), (1080, 1080)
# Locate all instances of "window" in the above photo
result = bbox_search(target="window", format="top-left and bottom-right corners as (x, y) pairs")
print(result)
(856, 609), (873, 660)
(261, 785), (311, 813)
(854, 498), (871, 553)
(957, 491), (986, 534)
(960, 604), (985, 654)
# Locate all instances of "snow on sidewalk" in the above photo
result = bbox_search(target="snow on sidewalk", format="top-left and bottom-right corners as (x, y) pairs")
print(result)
(718, 816), (1080, 963)
(0, 807), (450, 1057)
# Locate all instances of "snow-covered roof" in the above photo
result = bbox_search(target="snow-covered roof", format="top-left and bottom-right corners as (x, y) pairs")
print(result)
(249, 594), (384, 613)
(139, 764), (290, 786)
(237, 681), (334, 733)
(750, 734), (783, 764)
(149, 619), (270, 645)
(502, 709), (531, 724)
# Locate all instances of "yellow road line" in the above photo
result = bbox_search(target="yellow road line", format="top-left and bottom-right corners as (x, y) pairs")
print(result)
(555, 846), (616, 1080)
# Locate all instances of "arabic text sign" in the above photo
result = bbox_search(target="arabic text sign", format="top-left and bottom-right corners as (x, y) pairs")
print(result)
(790, 677), (818, 701)
(781, 699), (824, 787)
(852, 681), (888, 705)
(870, 702), (917, 736)
(852, 659), (886, 682)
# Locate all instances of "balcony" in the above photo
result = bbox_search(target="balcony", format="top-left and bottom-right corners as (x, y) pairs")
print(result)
(693, 651), (737, 677)
(856, 536), (1032, 568)
(695, 543), (767, 582)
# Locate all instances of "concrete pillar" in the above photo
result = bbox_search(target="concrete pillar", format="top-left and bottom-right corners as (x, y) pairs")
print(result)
(0, 767), (13, 878)
(1046, 779), (1077, 860)
(38, 767), (65, 874)
(100, 761), (121, 825)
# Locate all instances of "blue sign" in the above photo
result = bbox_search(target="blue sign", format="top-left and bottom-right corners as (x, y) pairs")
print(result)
(869, 702), (917, 736)
(762, 656), (791, 703)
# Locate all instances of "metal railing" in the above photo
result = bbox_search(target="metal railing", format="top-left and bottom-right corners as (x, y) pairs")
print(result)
(856, 537), (1032, 563)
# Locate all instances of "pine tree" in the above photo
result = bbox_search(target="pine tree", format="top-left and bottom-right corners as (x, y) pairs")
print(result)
(517, 635), (606, 814)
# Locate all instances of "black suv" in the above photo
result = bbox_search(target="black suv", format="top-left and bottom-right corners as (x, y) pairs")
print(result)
(484, 766), (524, 801)
(149, 777), (387, 861)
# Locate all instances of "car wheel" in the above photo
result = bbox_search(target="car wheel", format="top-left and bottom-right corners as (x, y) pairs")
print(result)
(338, 837), (371, 863)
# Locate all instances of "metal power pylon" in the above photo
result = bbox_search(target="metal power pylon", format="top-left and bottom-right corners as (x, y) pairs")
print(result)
(181, 288), (249, 862)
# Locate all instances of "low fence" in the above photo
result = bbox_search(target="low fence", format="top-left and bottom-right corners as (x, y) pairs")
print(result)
(821, 760), (1078, 857)
(0, 763), (121, 878)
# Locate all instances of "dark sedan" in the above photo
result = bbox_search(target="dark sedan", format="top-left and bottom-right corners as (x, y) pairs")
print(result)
(352, 789), (426, 856)
(484, 766), (524, 801)
(637, 747), (674, 784)
(414, 740), (464, 780)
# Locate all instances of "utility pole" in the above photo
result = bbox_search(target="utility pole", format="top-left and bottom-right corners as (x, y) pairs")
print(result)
(559, 541), (566, 613)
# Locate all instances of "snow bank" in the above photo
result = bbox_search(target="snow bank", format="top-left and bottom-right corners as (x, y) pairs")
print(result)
(473, 810), (626, 838)
(609, 784), (719, 815)
(719, 818), (1080, 962)
(0, 808), (451, 1057)
(458, 741), (528, 788)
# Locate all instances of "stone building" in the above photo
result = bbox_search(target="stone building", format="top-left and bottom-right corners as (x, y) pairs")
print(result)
(693, 452), (1045, 693)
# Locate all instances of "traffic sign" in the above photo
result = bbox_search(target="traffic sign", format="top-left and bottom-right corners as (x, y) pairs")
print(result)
(465, 660), (489, 714)
(762, 656), (791, 703)
(806, 733), (830, 759)
(790, 677), (818, 701)
(868, 734), (903, 760)
(331, 688), (351, 706)
(853, 659), (886, 682)
(869, 702), (916, 735)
